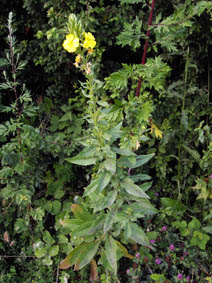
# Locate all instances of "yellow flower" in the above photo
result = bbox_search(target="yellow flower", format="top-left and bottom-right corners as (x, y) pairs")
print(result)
(82, 32), (96, 49)
(88, 48), (94, 54)
(74, 54), (81, 67)
(150, 122), (163, 139)
(62, 34), (79, 53)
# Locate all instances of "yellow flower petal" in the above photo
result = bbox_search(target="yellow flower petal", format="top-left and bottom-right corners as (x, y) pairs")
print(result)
(82, 32), (96, 49)
(62, 34), (79, 53)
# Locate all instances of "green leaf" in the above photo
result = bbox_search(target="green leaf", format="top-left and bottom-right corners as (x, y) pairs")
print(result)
(124, 222), (132, 241)
(60, 241), (99, 270)
(0, 58), (8, 67)
(127, 200), (158, 215)
(97, 190), (118, 211)
(161, 197), (186, 212)
(35, 247), (47, 258)
(66, 146), (97, 166)
(75, 241), (100, 270)
(120, 177), (150, 198)
(202, 226), (212, 234)
(72, 220), (96, 237)
(131, 154), (155, 169)
(104, 210), (116, 233)
(104, 158), (116, 175)
(83, 179), (99, 197)
(131, 174), (152, 182)
(60, 244), (87, 269)
(118, 153), (154, 168)
(97, 170), (112, 192)
(112, 146), (136, 156)
(115, 240), (134, 259)
(150, 274), (166, 281)
(188, 217), (201, 230)
(183, 144), (200, 162)
(130, 223), (151, 248)
(66, 156), (96, 166)
(71, 204), (92, 220)
(139, 181), (152, 191)
(49, 245), (59, 256)
(105, 236), (117, 275)
(60, 219), (85, 231)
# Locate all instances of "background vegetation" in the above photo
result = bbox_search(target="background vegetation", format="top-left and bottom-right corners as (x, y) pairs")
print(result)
(0, 0), (212, 282)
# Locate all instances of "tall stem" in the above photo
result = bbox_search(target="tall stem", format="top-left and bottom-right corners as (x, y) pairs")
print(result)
(136, 0), (156, 97)
(177, 46), (189, 198)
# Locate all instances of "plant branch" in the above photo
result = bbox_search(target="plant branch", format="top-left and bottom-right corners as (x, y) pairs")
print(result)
(136, 0), (156, 97)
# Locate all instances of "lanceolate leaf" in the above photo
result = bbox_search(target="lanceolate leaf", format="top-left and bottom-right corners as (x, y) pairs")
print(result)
(71, 204), (92, 220)
(105, 236), (117, 274)
(112, 146), (136, 156)
(130, 223), (151, 248)
(97, 171), (112, 192)
(131, 153), (155, 169)
(104, 158), (116, 175)
(60, 244), (85, 269)
(115, 240), (134, 259)
(75, 241), (100, 270)
(127, 200), (158, 215)
(104, 209), (116, 233)
(118, 153), (154, 168)
(100, 190), (118, 210)
(60, 241), (100, 270)
(66, 156), (97, 166)
(65, 146), (97, 166)
(120, 177), (149, 198)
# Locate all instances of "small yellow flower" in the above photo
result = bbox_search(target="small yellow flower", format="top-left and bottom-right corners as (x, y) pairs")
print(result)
(88, 48), (94, 54)
(82, 32), (96, 49)
(150, 122), (163, 139)
(62, 34), (79, 53)
(75, 54), (81, 63)
(74, 54), (81, 67)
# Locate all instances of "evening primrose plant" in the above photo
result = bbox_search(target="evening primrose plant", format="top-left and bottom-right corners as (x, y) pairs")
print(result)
(55, 13), (171, 279)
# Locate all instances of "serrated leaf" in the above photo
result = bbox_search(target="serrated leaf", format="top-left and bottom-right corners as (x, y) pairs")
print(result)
(183, 144), (200, 162)
(120, 177), (149, 198)
(105, 236), (117, 275)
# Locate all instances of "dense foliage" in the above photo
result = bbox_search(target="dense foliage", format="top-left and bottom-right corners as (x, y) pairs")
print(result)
(1, 0), (212, 282)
